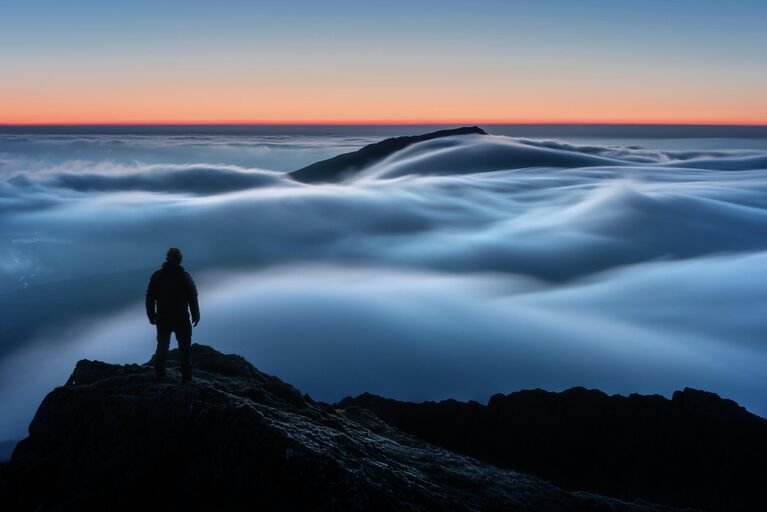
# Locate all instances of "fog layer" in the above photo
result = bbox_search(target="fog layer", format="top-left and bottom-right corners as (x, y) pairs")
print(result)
(1, 131), (766, 439)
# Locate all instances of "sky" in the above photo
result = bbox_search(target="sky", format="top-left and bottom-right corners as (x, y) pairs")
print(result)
(1, 0), (766, 125)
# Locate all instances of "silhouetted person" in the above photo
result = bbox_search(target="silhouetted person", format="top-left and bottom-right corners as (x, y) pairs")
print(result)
(146, 248), (200, 383)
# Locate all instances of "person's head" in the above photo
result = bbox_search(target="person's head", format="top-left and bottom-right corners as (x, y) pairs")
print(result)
(166, 247), (183, 265)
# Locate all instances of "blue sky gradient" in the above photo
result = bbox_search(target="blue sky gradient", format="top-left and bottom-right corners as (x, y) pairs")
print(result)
(1, 0), (766, 123)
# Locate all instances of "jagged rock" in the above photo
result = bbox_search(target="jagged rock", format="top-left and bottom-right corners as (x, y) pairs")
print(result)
(338, 387), (767, 512)
(289, 126), (487, 183)
(0, 345), (681, 512)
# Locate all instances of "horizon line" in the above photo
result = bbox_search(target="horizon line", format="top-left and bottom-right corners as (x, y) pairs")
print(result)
(2, 119), (767, 128)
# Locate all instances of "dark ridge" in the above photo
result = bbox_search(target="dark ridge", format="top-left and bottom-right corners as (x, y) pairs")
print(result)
(0, 442), (16, 463)
(289, 126), (487, 183)
(338, 387), (767, 512)
(0, 344), (680, 512)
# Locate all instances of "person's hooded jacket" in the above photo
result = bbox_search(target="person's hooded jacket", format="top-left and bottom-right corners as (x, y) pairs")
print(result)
(145, 262), (200, 325)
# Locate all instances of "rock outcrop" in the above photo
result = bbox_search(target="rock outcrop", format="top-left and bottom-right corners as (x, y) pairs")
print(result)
(289, 126), (487, 183)
(0, 441), (16, 463)
(339, 387), (767, 512)
(0, 344), (682, 512)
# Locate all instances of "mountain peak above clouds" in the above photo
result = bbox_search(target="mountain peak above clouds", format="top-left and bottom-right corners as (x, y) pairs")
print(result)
(289, 126), (488, 183)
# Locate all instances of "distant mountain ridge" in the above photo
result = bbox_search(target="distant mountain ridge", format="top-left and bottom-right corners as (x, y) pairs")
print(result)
(289, 126), (487, 183)
(339, 387), (767, 512)
(1, 344), (684, 512)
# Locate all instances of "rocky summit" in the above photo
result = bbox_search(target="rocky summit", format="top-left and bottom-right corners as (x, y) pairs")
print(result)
(1, 344), (701, 511)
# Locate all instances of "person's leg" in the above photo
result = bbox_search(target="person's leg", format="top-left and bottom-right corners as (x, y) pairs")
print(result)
(155, 324), (172, 382)
(176, 319), (193, 383)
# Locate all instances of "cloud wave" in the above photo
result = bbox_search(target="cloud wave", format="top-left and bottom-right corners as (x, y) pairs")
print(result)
(11, 164), (289, 195)
(1, 130), (767, 438)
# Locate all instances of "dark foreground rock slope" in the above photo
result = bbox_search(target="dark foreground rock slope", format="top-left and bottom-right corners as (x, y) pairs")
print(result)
(289, 126), (487, 183)
(340, 388), (767, 512)
(0, 441), (16, 463)
(0, 344), (682, 512)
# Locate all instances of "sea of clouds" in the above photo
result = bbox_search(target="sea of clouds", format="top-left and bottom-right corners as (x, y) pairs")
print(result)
(1, 130), (766, 440)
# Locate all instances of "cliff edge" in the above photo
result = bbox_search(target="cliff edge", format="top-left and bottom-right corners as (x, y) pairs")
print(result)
(0, 344), (686, 512)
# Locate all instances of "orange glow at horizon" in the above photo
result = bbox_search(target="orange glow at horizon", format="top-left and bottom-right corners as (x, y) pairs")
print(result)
(2, 79), (766, 126)
(4, 112), (767, 127)
(4, 118), (767, 126)
(3, 104), (765, 127)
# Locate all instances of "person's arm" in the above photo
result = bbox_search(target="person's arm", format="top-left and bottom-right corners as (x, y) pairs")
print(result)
(145, 273), (157, 324)
(186, 273), (200, 326)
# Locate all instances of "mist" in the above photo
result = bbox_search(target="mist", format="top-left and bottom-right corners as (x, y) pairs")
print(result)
(1, 129), (766, 440)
